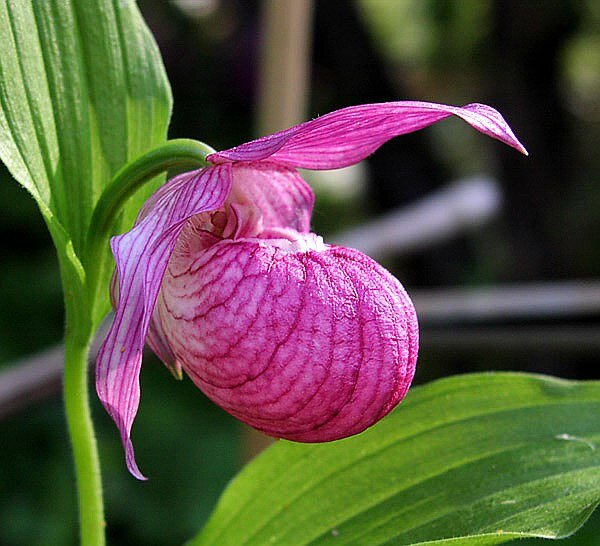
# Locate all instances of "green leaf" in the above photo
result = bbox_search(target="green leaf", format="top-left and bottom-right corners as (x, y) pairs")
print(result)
(0, 0), (172, 246)
(190, 373), (600, 546)
(0, 0), (171, 324)
(0, 1), (170, 236)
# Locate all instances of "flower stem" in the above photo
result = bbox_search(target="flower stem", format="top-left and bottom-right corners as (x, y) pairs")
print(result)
(64, 326), (105, 545)
(88, 139), (215, 249)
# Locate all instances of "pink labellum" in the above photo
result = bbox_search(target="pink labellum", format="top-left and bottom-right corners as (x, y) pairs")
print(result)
(158, 237), (417, 441)
(96, 101), (527, 478)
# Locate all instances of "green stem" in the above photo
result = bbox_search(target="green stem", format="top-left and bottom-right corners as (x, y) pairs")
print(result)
(64, 326), (105, 546)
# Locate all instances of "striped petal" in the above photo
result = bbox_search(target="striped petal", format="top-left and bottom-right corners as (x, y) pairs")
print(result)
(208, 101), (527, 169)
(96, 164), (232, 479)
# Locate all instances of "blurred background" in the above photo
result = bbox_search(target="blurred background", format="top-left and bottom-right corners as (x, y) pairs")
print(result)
(0, 1), (598, 544)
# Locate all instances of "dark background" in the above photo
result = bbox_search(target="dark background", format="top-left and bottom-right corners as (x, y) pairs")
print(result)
(0, 1), (598, 544)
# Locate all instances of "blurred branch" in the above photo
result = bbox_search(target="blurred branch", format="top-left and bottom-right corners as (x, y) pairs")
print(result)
(423, 325), (600, 353)
(0, 345), (64, 419)
(332, 176), (502, 258)
(413, 280), (600, 326)
(0, 322), (107, 420)
(256, 0), (314, 134)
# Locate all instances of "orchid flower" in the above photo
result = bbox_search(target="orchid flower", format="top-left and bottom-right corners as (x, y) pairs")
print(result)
(96, 101), (527, 479)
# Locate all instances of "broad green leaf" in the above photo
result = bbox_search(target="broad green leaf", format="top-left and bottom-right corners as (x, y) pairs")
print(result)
(190, 373), (600, 546)
(0, 0), (171, 324)
(0, 0), (171, 245)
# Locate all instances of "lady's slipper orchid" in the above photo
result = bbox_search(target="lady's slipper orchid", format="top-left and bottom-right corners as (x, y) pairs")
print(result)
(96, 101), (527, 479)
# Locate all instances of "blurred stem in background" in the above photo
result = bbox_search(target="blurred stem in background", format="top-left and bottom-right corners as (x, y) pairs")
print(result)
(256, 0), (314, 135)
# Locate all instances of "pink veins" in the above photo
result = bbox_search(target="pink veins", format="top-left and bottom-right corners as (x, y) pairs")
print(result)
(158, 209), (418, 442)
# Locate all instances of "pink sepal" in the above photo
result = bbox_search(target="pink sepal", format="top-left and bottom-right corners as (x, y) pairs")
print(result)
(208, 101), (527, 169)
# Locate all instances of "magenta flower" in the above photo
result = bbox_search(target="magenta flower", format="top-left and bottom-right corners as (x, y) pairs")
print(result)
(96, 101), (527, 479)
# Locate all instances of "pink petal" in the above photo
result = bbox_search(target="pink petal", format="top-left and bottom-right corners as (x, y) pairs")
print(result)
(147, 300), (182, 380)
(230, 162), (314, 233)
(157, 237), (418, 442)
(96, 164), (232, 479)
(111, 258), (182, 379)
(208, 101), (528, 169)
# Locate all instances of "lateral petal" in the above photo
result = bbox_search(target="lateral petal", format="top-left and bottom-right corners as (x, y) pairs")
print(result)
(208, 101), (527, 169)
(95, 164), (232, 479)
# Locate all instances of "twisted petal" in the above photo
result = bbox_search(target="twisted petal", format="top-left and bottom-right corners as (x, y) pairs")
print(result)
(158, 238), (418, 441)
(96, 164), (232, 479)
(208, 101), (528, 169)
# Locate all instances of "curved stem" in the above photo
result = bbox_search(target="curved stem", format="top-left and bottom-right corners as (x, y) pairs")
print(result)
(84, 139), (215, 320)
(64, 327), (105, 546)
(88, 139), (214, 251)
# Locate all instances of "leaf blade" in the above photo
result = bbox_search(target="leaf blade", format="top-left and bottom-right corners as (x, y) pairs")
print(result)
(0, 0), (172, 251)
(189, 373), (600, 546)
